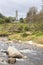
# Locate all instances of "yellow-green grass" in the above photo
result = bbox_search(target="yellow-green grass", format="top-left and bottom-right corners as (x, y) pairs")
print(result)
(33, 36), (43, 44)
(8, 33), (35, 41)
(8, 32), (43, 44)
(0, 23), (43, 44)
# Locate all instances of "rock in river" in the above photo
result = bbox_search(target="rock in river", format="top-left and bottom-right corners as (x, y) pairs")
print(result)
(6, 46), (27, 59)
(0, 58), (4, 62)
(7, 58), (16, 64)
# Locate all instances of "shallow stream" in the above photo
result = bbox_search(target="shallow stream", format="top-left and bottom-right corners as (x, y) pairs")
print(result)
(0, 37), (43, 65)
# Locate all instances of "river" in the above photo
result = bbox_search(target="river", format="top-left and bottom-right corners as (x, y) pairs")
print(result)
(0, 37), (43, 65)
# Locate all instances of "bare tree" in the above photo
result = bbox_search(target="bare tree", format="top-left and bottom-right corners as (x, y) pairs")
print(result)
(27, 6), (37, 17)
(26, 6), (37, 22)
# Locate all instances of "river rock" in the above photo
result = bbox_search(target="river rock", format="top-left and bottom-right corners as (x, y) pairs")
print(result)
(0, 58), (4, 62)
(7, 46), (26, 58)
(7, 58), (16, 64)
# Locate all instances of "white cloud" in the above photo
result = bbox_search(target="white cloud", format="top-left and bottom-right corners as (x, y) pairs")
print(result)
(0, 0), (42, 18)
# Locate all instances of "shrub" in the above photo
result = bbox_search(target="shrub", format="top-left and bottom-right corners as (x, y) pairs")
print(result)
(21, 32), (28, 37)
(19, 18), (24, 23)
(0, 18), (5, 24)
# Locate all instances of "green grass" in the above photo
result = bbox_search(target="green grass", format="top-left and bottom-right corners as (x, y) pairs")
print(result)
(8, 32), (43, 44)
(0, 23), (43, 44)
(32, 32), (43, 44)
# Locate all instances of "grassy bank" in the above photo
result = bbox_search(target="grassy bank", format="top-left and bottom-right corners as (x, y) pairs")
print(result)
(0, 23), (43, 44)
(8, 32), (43, 44)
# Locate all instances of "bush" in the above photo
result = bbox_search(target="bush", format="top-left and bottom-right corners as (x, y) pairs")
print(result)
(34, 37), (43, 44)
(19, 18), (24, 23)
(0, 18), (5, 24)
(5, 17), (10, 23)
(21, 32), (28, 37)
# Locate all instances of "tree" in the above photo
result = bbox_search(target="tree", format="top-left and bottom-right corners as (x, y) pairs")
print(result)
(5, 17), (10, 23)
(26, 6), (37, 22)
(27, 6), (37, 17)
(19, 18), (24, 23)
(0, 18), (5, 24)
(0, 13), (4, 18)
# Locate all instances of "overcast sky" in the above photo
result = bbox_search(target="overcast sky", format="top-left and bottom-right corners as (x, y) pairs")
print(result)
(0, 0), (42, 18)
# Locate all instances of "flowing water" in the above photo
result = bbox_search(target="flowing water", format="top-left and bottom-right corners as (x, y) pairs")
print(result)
(0, 37), (43, 65)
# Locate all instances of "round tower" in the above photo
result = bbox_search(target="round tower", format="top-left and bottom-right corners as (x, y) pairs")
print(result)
(16, 10), (18, 21)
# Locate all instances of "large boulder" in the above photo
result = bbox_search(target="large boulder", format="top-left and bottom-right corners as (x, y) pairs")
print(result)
(7, 46), (26, 58)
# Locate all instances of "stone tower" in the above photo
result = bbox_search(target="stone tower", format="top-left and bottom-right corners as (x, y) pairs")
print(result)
(16, 10), (18, 21)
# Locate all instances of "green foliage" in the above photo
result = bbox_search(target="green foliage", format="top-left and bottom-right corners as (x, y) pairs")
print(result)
(0, 8), (43, 43)
(21, 32), (29, 37)
(5, 17), (10, 23)
(25, 6), (43, 33)
(19, 18), (24, 23)
(35, 32), (43, 36)
(0, 18), (5, 24)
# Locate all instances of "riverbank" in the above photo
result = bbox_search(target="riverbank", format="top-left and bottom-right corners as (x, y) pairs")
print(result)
(13, 40), (43, 48)
(0, 35), (43, 48)
(8, 32), (43, 44)
(0, 38), (43, 48)
(0, 23), (43, 44)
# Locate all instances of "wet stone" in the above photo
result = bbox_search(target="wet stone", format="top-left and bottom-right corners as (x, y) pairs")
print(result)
(0, 58), (4, 62)
(7, 58), (16, 64)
